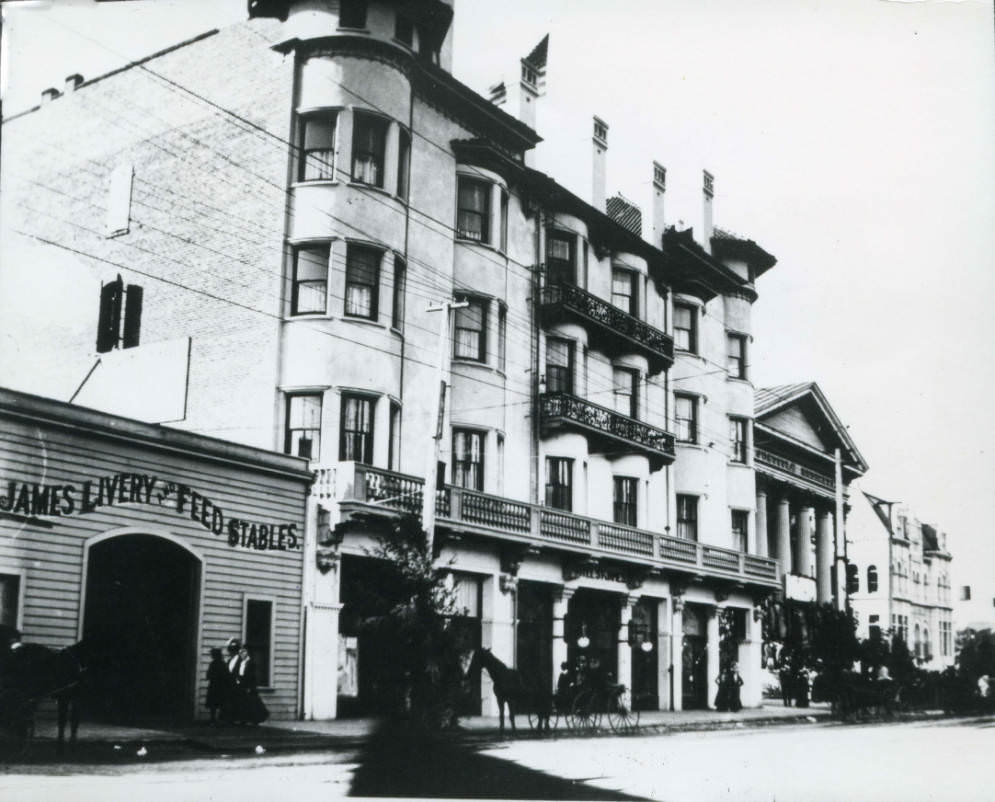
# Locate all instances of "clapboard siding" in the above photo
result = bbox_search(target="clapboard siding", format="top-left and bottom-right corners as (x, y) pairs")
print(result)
(1, 391), (309, 721)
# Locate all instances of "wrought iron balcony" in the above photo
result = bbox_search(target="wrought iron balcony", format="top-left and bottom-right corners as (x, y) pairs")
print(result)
(540, 392), (675, 469)
(755, 447), (837, 499)
(320, 462), (780, 589)
(541, 283), (674, 374)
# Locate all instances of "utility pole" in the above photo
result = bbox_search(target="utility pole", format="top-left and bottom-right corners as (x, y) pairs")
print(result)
(422, 298), (468, 556)
(834, 447), (846, 611)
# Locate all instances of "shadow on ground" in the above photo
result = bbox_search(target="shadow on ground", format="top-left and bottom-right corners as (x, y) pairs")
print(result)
(348, 721), (650, 800)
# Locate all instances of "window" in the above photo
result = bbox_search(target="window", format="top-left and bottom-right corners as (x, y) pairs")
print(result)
(291, 244), (329, 315)
(397, 127), (411, 201)
(611, 268), (637, 315)
(453, 429), (485, 491)
(613, 476), (638, 527)
(675, 394), (698, 443)
(727, 333), (747, 379)
(961, 585), (972, 601)
(731, 510), (749, 552)
(395, 14), (414, 45)
(456, 176), (490, 242)
(677, 495), (698, 541)
(545, 457), (573, 511)
(546, 338), (574, 393)
(391, 256), (405, 329)
(388, 402), (401, 471)
(869, 614), (881, 641)
(729, 417), (747, 463)
(940, 620), (952, 656)
(500, 190), (509, 252)
(546, 230), (575, 286)
(339, 0), (366, 28)
(454, 297), (487, 361)
(244, 598), (273, 688)
(351, 112), (387, 187)
(498, 305), (507, 371)
(344, 244), (380, 319)
(298, 114), (336, 181)
(868, 565), (879, 593)
(339, 394), (375, 463)
(612, 367), (638, 418)
(96, 275), (143, 353)
(673, 303), (696, 353)
(521, 61), (537, 87)
(0, 573), (21, 628)
(284, 393), (322, 460)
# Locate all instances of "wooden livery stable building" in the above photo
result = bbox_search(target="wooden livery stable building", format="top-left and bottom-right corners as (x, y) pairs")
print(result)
(0, 388), (312, 722)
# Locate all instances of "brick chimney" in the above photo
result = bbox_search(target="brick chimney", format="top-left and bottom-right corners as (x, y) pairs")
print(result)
(592, 116), (608, 212)
(64, 74), (84, 94)
(702, 169), (714, 253)
(651, 162), (667, 247)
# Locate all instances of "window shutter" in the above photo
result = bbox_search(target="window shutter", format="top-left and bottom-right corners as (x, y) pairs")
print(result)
(122, 284), (143, 348)
(96, 276), (123, 353)
(106, 163), (133, 236)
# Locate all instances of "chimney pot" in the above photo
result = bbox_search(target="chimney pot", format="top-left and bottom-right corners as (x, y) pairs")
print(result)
(64, 74), (84, 93)
(40, 87), (61, 104)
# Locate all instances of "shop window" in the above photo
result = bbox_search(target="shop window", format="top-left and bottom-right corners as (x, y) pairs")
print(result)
(675, 394), (698, 444)
(351, 112), (387, 187)
(546, 230), (575, 286)
(394, 14), (414, 45)
(613, 476), (638, 527)
(453, 296), (487, 361)
(729, 417), (747, 463)
(397, 127), (411, 201)
(867, 565), (879, 593)
(96, 275), (143, 353)
(391, 255), (405, 330)
(731, 510), (749, 552)
(243, 598), (273, 688)
(452, 429), (485, 491)
(677, 494), (698, 541)
(0, 573), (21, 628)
(545, 338), (574, 394)
(291, 244), (329, 315)
(284, 393), (322, 460)
(727, 333), (747, 379)
(674, 303), (696, 353)
(545, 457), (573, 511)
(612, 367), (638, 418)
(344, 244), (380, 319)
(339, 0), (367, 29)
(298, 113), (336, 181)
(339, 393), (375, 463)
(612, 268), (638, 315)
(456, 176), (490, 242)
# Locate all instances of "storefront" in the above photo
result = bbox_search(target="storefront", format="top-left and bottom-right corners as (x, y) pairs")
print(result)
(0, 388), (311, 722)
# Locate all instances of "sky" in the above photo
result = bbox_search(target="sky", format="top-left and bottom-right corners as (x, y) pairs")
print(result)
(2, 0), (993, 608)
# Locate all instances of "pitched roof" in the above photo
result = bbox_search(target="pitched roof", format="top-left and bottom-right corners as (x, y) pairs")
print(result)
(526, 34), (549, 69)
(755, 383), (814, 414)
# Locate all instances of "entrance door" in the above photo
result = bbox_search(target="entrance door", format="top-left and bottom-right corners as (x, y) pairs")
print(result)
(566, 590), (620, 681)
(630, 599), (658, 710)
(517, 581), (553, 694)
(681, 604), (709, 710)
(83, 534), (200, 723)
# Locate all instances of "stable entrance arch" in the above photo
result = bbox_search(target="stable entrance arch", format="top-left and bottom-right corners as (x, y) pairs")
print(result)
(81, 532), (202, 723)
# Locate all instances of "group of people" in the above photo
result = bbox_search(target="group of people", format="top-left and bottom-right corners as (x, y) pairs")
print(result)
(714, 662), (744, 712)
(205, 638), (268, 726)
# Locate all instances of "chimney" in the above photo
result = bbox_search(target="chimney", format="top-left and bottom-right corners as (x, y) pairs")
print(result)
(488, 81), (507, 106)
(64, 74), (84, 94)
(702, 169), (714, 253)
(518, 59), (539, 132)
(592, 116), (608, 212)
(40, 87), (61, 105)
(651, 162), (667, 247)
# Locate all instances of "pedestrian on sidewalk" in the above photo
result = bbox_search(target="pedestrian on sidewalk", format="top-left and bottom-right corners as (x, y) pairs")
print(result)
(223, 637), (243, 723)
(727, 662), (744, 712)
(236, 644), (269, 726)
(205, 647), (228, 725)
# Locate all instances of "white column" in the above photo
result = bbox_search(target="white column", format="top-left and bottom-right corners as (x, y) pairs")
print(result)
(551, 586), (575, 694)
(816, 510), (833, 603)
(738, 606), (763, 708)
(617, 594), (637, 708)
(777, 496), (792, 575)
(383, 120), (400, 195)
(755, 490), (768, 558)
(302, 496), (342, 719)
(800, 506), (815, 577)
(481, 574), (515, 715)
(706, 605), (722, 710)
(657, 598), (671, 711)
(671, 596), (684, 712)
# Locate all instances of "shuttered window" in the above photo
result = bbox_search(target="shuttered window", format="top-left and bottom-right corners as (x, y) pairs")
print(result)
(96, 275), (143, 353)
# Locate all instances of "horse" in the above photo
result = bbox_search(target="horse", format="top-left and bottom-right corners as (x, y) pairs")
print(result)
(467, 648), (551, 735)
(0, 625), (88, 755)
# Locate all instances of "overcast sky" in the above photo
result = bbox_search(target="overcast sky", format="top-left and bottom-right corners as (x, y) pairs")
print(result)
(3, 0), (993, 599)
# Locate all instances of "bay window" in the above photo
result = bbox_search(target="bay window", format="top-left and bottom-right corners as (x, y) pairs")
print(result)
(454, 296), (487, 361)
(291, 244), (329, 315)
(352, 112), (387, 187)
(456, 176), (490, 242)
(344, 244), (380, 320)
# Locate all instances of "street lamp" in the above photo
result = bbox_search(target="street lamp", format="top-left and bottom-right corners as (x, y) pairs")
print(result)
(577, 623), (590, 649)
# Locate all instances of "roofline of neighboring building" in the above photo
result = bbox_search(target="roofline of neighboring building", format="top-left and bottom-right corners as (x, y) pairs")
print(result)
(754, 421), (865, 477)
(0, 387), (314, 483)
(663, 228), (759, 303)
(710, 231), (777, 277)
(2, 30), (222, 124)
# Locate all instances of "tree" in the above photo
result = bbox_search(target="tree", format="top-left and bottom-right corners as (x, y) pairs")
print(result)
(956, 628), (995, 681)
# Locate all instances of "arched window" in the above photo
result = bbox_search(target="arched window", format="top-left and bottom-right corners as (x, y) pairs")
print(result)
(867, 565), (879, 593)
(914, 624), (921, 659)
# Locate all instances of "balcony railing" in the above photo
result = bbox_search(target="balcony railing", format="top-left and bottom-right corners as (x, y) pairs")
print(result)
(755, 447), (836, 495)
(540, 392), (676, 469)
(541, 283), (674, 374)
(325, 463), (780, 588)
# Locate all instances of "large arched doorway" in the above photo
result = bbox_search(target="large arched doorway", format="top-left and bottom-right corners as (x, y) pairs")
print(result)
(82, 534), (201, 723)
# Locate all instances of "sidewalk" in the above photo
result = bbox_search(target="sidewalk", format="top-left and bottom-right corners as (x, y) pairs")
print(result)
(23, 701), (834, 758)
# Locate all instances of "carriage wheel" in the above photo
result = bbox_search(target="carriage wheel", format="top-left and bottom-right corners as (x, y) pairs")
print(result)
(606, 693), (639, 732)
(569, 690), (600, 731)
(0, 689), (34, 762)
